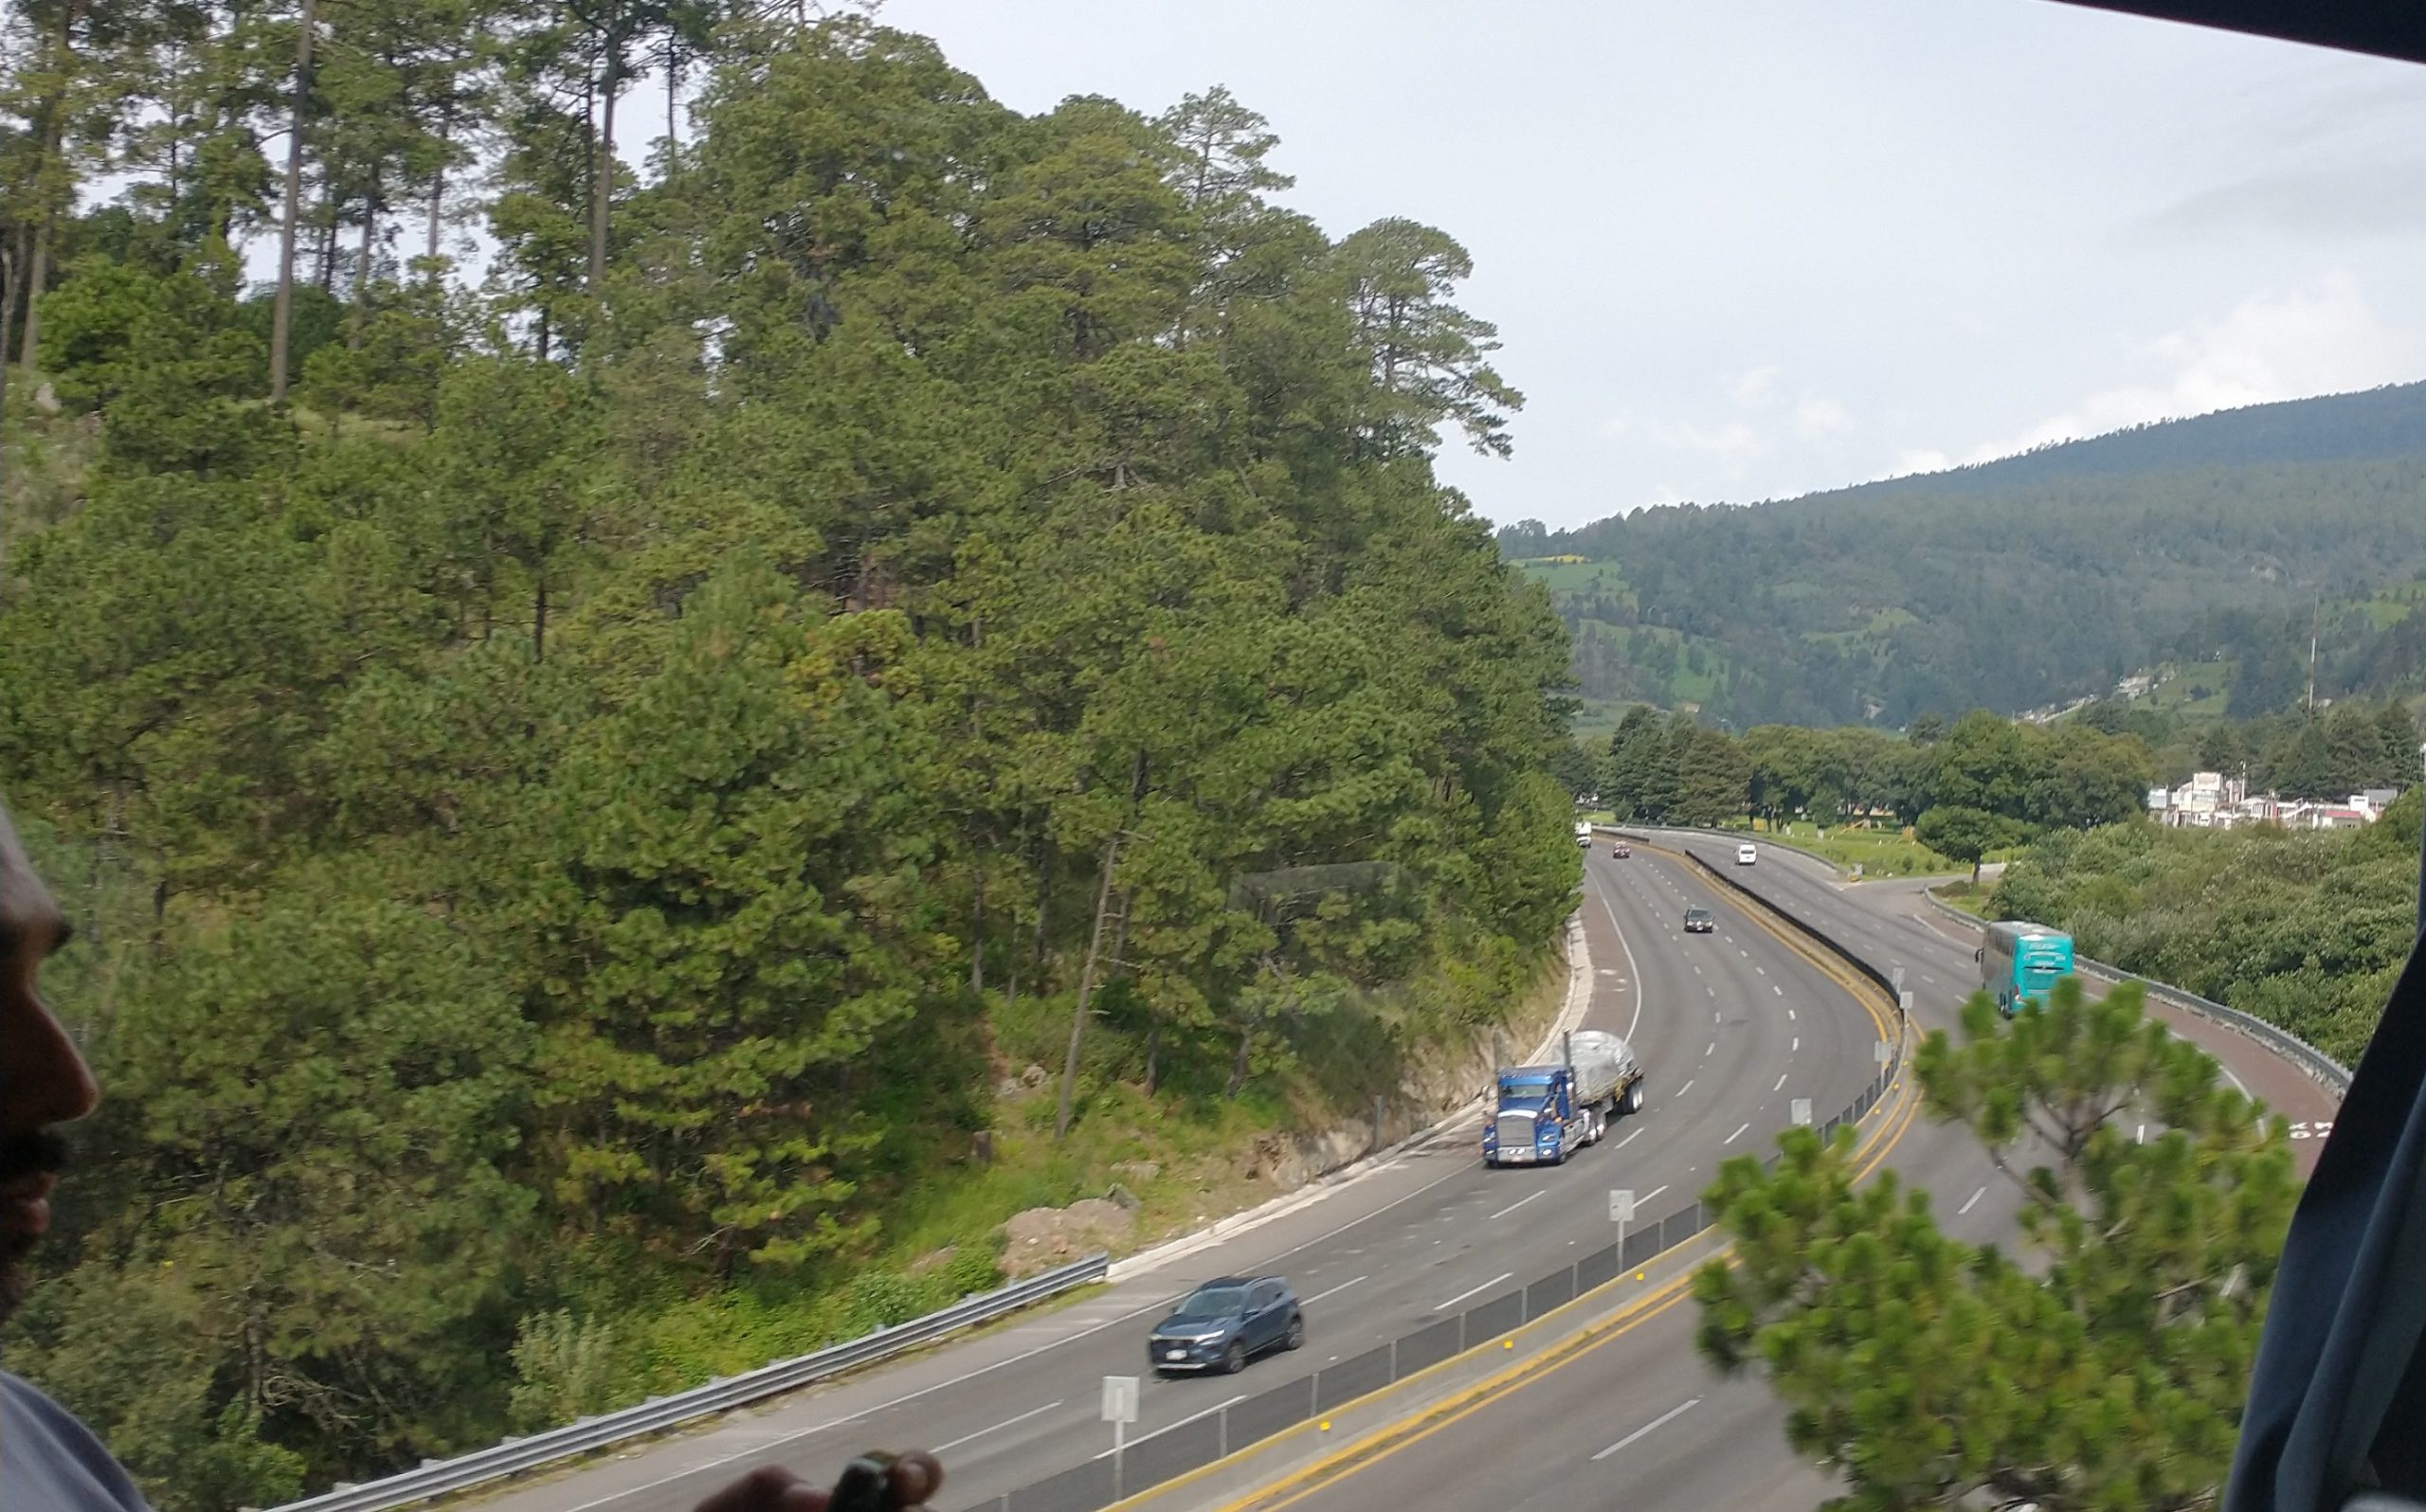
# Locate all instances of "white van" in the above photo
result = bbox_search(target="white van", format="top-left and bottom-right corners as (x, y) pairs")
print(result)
(1736, 843), (1758, 866)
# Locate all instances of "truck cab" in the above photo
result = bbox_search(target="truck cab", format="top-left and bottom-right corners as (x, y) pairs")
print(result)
(1482, 1066), (1583, 1166)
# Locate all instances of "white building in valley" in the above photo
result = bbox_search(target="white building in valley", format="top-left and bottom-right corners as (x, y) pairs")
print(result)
(2148, 772), (2405, 831)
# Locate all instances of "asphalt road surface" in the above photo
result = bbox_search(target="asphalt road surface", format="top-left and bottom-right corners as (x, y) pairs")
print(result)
(462, 848), (1886, 1512)
(1250, 831), (2342, 1512)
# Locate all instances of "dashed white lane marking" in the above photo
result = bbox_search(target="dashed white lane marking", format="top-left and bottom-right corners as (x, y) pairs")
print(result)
(1432, 1272), (1515, 1312)
(1488, 1191), (1546, 1222)
(1593, 1397), (1702, 1461)
(1303, 1274), (1367, 1305)
(936, 1400), (1064, 1454)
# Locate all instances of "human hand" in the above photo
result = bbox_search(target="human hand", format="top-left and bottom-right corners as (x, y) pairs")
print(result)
(691, 1450), (946, 1512)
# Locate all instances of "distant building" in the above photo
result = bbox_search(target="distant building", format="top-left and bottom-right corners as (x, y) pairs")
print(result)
(2149, 775), (2406, 831)
(2149, 770), (2244, 828)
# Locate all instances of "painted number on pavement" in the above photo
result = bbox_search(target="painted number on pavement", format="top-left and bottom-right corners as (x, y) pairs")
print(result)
(2289, 1121), (2335, 1141)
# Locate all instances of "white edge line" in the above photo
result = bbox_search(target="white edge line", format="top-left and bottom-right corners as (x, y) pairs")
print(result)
(1592, 1396), (1703, 1460)
(1640, 1184), (1669, 1204)
(1610, 1128), (1641, 1151)
(1598, 881), (1649, 1042)
(1431, 1271), (1516, 1313)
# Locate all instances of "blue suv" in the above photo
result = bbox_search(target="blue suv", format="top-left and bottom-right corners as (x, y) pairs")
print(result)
(1148, 1276), (1305, 1376)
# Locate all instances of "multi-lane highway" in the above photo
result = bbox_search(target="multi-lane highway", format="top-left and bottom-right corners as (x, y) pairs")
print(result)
(465, 844), (1888, 1512)
(1242, 831), (2344, 1512)
(1652, 830), (2342, 1174)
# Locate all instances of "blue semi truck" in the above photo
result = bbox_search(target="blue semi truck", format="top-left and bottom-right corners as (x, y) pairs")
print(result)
(1481, 1029), (1644, 1166)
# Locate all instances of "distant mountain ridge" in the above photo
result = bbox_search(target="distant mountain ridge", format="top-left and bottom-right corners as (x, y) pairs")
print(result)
(1865, 381), (2426, 495)
(1502, 382), (2426, 731)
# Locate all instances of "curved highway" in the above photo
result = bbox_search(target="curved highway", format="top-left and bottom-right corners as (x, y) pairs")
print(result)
(1240, 830), (2343, 1512)
(466, 848), (1887, 1512)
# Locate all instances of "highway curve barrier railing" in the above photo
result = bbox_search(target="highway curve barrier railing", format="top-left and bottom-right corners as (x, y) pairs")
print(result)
(969, 888), (1911, 1512)
(1910, 888), (2352, 1097)
(260, 1254), (1113, 1512)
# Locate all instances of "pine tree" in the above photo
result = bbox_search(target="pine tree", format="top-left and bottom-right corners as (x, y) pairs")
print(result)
(1698, 979), (2296, 1512)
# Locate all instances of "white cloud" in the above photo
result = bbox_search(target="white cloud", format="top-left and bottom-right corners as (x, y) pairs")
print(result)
(1641, 417), (1770, 474)
(1602, 366), (1809, 484)
(1729, 363), (1783, 408)
(1891, 448), (1952, 478)
(1601, 409), (1769, 475)
(1964, 272), (2404, 463)
(1794, 396), (1855, 440)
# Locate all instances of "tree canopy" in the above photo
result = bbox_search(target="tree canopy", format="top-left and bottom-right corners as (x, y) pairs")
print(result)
(0, 16), (1580, 1508)
(1697, 979), (2298, 1512)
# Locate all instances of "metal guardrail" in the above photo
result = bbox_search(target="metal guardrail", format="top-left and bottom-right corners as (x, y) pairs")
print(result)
(1912, 888), (2352, 1097)
(1669, 844), (1906, 1009)
(265, 1253), (1113, 1512)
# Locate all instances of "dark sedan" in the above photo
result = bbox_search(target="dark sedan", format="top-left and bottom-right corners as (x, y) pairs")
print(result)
(1683, 906), (1716, 934)
(1148, 1275), (1304, 1375)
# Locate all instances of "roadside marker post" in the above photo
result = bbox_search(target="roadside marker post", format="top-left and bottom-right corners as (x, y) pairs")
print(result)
(1609, 1188), (1635, 1264)
(1103, 1375), (1138, 1498)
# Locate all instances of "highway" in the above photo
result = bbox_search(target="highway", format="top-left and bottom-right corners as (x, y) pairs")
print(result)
(1241, 832), (2344, 1512)
(1649, 830), (2342, 1175)
(464, 846), (1888, 1512)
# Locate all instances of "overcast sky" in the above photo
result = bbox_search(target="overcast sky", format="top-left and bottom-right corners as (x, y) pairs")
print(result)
(819, 0), (2426, 531)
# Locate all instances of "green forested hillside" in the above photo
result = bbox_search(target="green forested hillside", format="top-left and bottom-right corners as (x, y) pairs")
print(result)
(1498, 386), (2426, 728)
(0, 15), (1574, 1508)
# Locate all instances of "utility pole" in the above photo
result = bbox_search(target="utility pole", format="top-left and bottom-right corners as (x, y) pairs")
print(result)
(2307, 597), (2320, 714)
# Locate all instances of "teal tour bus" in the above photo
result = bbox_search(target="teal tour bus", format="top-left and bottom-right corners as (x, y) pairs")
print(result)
(1978, 920), (2074, 1016)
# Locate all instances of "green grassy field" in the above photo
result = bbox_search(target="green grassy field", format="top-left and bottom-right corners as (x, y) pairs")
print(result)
(1928, 881), (1994, 917)
(1759, 819), (1957, 878)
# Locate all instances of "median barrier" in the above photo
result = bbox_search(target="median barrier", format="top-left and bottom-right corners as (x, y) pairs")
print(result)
(1632, 824), (2350, 1102)
(1588, 821), (1849, 874)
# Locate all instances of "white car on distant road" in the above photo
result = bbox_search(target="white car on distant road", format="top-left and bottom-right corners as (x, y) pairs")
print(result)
(1736, 843), (1758, 865)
